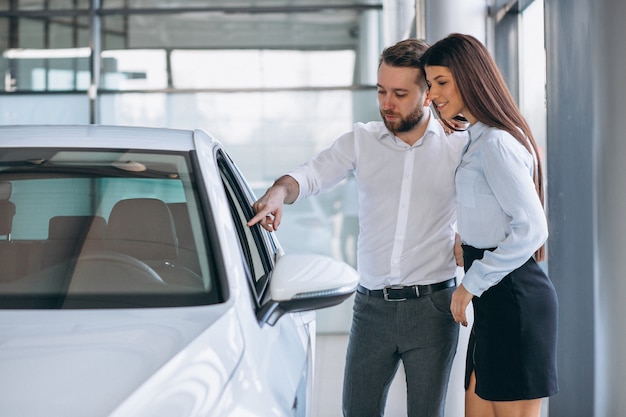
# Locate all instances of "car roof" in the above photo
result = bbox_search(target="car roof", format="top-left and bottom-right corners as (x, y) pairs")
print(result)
(0, 125), (212, 152)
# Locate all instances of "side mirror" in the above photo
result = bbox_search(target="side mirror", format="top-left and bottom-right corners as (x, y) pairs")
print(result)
(257, 253), (359, 326)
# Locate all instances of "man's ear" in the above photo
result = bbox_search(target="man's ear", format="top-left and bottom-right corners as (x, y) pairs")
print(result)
(423, 91), (432, 107)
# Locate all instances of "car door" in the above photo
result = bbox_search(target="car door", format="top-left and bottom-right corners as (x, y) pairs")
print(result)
(216, 149), (313, 417)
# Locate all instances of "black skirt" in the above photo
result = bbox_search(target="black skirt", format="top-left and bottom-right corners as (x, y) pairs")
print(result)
(463, 245), (559, 401)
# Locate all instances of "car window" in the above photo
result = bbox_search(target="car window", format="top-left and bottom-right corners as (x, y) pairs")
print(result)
(0, 148), (221, 308)
(217, 151), (275, 302)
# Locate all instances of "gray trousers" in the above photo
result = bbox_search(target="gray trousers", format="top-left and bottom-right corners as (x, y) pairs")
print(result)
(342, 286), (459, 417)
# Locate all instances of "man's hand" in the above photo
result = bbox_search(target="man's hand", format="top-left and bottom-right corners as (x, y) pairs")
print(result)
(247, 188), (286, 232)
(247, 176), (299, 232)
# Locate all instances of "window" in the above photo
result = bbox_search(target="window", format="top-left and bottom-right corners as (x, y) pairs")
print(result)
(217, 150), (276, 303)
(0, 147), (221, 308)
(1, 4), (371, 93)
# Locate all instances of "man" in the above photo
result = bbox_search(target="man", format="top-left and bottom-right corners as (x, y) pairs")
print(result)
(247, 39), (467, 417)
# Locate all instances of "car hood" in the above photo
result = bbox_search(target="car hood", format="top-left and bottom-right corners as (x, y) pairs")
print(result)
(0, 304), (243, 417)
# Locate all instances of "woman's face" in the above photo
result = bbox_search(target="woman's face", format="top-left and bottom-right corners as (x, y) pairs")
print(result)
(424, 65), (475, 124)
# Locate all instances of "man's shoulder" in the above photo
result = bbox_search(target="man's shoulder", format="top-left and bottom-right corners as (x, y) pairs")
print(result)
(425, 117), (468, 147)
(443, 130), (469, 156)
(341, 121), (390, 145)
(446, 130), (469, 144)
(353, 120), (387, 136)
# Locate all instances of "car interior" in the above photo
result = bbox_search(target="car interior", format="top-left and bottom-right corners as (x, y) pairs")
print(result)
(0, 149), (220, 308)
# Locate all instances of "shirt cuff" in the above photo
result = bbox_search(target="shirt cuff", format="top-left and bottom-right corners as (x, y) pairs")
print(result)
(461, 269), (487, 297)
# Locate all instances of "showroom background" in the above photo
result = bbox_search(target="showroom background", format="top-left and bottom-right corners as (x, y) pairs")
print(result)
(0, 2), (558, 416)
(0, 1), (546, 334)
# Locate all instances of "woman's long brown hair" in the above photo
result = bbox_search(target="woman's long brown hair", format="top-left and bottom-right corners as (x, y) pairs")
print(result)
(421, 33), (546, 261)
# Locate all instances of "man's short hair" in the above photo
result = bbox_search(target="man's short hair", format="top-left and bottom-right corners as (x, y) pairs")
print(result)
(378, 38), (429, 89)
(379, 38), (429, 69)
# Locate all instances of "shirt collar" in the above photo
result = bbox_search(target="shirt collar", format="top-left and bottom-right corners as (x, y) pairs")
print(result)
(467, 120), (489, 142)
(379, 107), (439, 148)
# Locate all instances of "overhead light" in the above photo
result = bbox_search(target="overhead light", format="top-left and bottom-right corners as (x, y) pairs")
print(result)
(2, 47), (92, 59)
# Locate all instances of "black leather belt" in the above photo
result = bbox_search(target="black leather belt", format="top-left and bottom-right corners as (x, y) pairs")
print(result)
(357, 278), (456, 301)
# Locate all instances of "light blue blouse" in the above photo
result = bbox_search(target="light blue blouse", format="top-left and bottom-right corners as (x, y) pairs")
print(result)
(457, 122), (548, 297)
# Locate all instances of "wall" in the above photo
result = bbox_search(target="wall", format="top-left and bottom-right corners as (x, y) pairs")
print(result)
(590, 0), (626, 415)
(545, 0), (626, 415)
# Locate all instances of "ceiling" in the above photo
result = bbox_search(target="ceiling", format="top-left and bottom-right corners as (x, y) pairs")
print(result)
(114, 1), (383, 51)
(1, 0), (384, 51)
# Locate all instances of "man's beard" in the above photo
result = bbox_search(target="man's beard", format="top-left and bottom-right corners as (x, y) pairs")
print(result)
(381, 105), (425, 134)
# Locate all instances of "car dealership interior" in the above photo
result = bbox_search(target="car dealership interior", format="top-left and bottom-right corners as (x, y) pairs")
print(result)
(1, 0), (625, 416)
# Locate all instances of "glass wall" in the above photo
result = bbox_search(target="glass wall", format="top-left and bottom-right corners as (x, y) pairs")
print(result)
(0, 3), (382, 331)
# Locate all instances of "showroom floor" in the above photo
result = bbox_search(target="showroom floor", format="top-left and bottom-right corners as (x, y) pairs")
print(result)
(312, 333), (407, 417)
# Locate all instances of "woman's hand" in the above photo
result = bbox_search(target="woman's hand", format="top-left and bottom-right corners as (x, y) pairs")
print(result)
(438, 114), (470, 134)
(451, 284), (473, 327)
(454, 233), (464, 267)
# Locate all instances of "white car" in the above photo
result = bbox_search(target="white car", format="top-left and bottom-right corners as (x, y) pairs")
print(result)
(0, 125), (359, 417)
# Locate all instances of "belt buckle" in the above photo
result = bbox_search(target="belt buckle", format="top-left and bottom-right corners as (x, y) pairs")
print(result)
(383, 285), (406, 301)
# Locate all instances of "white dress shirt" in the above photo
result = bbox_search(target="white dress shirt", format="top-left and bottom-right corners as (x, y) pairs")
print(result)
(288, 108), (467, 289)
(456, 122), (548, 297)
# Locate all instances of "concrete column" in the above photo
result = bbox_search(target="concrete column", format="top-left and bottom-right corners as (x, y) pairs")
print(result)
(591, 0), (626, 415)
(355, 10), (381, 87)
(423, 0), (487, 45)
(382, 0), (416, 46)
(545, 2), (594, 416)
(352, 9), (382, 125)
(546, 0), (626, 415)
(88, 0), (101, 124)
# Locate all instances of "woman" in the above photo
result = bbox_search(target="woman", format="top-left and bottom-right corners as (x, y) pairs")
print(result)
(421, 33), (558, 417)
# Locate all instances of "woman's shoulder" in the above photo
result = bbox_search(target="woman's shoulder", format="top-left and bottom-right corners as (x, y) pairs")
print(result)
(481, 126), (526, 148)
(479, 127), (533, 163)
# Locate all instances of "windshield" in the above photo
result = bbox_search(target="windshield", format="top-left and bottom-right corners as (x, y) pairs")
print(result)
(0, 148), (221, 308)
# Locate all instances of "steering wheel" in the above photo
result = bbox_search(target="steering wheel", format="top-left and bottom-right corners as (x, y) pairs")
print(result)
(72, 251), (165, 286)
